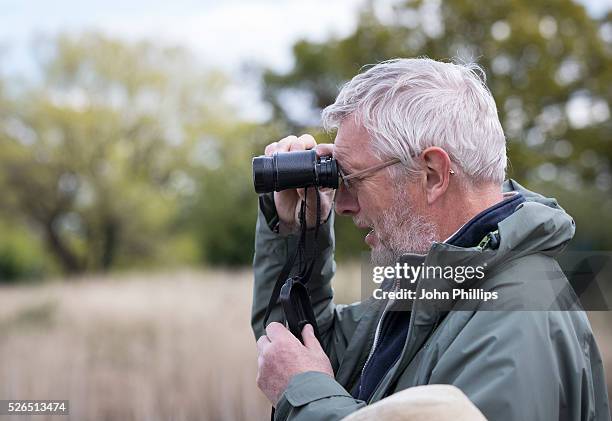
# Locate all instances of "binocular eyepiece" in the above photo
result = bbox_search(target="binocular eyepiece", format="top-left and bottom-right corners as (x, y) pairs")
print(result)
(252, 150), (339, 194)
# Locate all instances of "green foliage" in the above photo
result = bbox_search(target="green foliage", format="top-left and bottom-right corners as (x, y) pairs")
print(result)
(0, 33), (240, 275)
(0, 221), (51, 283)
(2, 0), (611, 278)
(264, 0), (612, 254)
(186, 123), (284, 265)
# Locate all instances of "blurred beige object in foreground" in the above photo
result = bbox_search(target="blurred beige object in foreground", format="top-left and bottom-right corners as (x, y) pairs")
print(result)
(342, 385), (486, 421)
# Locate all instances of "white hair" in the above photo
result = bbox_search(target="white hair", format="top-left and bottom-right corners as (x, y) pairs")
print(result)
(321, 58), (507, 185)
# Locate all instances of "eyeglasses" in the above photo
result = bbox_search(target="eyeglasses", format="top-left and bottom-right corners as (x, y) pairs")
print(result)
(337, 157), (455, 192)
(337, 158), (401, 191)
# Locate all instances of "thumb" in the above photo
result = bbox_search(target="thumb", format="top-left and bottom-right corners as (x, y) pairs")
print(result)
(296, 187), (306, 201)
(301, 324), (322, 350)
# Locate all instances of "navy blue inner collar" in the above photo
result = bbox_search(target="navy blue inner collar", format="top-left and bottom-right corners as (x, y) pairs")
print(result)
(446, 192), (525, 248)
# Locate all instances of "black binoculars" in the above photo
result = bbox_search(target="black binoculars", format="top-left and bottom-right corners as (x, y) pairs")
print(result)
(252, 150), (339, 194)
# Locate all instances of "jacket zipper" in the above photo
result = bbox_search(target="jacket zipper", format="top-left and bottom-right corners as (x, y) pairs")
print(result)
(360, 309), (386, 379)
(359, 278), (401, 392)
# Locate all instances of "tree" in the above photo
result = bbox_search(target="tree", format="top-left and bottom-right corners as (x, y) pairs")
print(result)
(263, 0), (612, 252)
(185, 122), (285, 266)
(0, 34), (231, 274)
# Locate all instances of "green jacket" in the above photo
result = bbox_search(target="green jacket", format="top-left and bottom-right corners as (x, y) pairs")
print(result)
(251, 180), (610, 421)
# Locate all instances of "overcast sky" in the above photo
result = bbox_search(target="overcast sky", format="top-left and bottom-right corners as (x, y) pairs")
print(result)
(1, 0), (369, 75)
(1, 0), (609, 120)
(3, 0), (610, 73)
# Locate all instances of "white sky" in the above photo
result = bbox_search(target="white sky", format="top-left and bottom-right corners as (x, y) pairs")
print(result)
(1, 0), (367, 75)
(1, 0), (609, 121)
(4, 0), (609, 73)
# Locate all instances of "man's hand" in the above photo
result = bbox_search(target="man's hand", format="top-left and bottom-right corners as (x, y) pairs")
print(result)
(256, 322), (334, 406)
(263, 135), (335, 232)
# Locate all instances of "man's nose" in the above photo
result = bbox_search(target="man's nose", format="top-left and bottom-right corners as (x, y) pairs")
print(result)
(334, 185), (360, 216)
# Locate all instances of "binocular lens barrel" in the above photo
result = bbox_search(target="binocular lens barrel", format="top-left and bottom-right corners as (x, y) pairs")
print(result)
(252, 150), (338, 194)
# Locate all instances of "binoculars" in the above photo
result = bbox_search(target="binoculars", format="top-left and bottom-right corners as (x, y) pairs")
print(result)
(252, 150), (339, 194)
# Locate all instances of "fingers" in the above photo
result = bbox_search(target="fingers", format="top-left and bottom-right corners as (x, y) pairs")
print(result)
(289, 141), (306, 152)
(297, 134), (317, 150)
(264, 142), (279, 156)
(301, 324), (323, 350)
(296, 187), (306, 201)
(276, 136), (297, 154)
(296, 186), (320, 204)
(265, 322), (293, 343)
(256, 334), (271, 354)
(264, 134), (318, 156)
(315, 143), (334, 157)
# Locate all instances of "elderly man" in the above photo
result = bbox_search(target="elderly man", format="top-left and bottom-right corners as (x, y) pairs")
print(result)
(251, 58), (610, 420)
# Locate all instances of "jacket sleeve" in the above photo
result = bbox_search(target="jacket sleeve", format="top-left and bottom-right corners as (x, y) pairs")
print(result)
(428, 310), (610, 421)
(274, 372), (367, 421)
(251, 194), (367, 369)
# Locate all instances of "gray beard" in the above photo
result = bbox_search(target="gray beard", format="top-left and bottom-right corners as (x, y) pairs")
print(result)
(370, 193), (437, 266)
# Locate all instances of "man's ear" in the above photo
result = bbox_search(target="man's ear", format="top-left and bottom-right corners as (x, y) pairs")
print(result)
(421, 147), (452, 205)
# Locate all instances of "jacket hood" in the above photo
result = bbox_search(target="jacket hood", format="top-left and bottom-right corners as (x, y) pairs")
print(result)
(398, 179), (575, 270)
(497, 179), (575, 258)
(394, 179), (576, 320)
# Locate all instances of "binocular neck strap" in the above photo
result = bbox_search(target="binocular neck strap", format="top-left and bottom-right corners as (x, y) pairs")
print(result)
(261, 187), (321, 331)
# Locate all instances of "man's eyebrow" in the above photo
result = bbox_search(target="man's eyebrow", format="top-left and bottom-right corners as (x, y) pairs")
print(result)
(333, 145), (361, 173)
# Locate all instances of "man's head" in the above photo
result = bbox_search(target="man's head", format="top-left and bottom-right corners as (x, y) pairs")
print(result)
(322, 58), (507, 264)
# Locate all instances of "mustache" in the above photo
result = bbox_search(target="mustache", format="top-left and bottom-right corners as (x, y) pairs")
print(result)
(353, 216), (374, 229)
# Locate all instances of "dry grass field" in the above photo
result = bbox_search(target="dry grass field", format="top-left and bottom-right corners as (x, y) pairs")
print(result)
(0, 265), (610, 420)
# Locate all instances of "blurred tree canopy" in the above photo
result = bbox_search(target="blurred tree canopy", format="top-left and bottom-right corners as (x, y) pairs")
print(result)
(0, 0), (610, 280)
(264, 0), (612, 253)
(0, 34), (264, 277)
